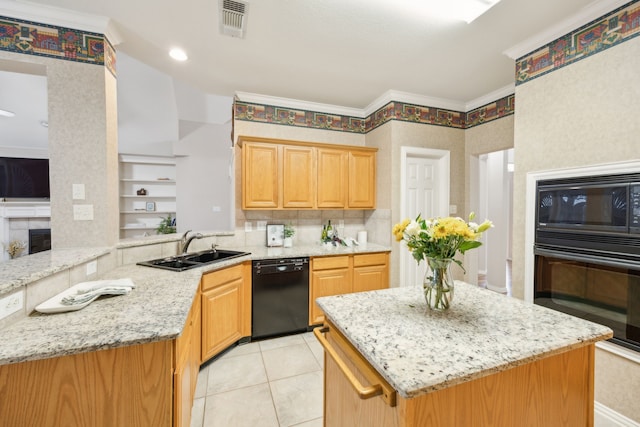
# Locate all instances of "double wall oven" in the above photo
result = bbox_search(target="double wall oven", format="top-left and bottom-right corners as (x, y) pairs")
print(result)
(534, 172), (640, 352)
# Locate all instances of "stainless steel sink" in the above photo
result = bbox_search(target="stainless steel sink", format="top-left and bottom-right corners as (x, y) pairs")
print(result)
(137, 249), (250, 271)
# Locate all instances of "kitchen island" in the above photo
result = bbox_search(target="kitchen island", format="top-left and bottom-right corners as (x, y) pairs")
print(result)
(315, 282), (613, 427)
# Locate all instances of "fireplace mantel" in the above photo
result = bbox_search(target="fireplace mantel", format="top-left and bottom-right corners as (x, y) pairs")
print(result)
(0, 201), (51, 261)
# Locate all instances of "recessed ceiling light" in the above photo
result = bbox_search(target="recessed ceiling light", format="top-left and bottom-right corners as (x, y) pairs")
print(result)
(169, 48), (188, 61)
(0, 109), (16, 117)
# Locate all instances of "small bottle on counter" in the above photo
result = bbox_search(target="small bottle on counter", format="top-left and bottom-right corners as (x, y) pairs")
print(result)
(327, 220), (333, 238)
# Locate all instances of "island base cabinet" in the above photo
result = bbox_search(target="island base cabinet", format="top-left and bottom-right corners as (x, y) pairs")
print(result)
(0, 340), (173, 427)
(321, 322), (596, 427)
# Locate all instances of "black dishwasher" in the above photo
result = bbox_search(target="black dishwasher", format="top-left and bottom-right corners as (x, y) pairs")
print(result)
(251, 257), (309, 340)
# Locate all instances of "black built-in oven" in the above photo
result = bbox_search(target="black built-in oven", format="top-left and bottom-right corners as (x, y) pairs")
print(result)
(534, 172), (640, 352)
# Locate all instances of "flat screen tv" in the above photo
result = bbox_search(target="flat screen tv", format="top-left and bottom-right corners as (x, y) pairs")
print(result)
(0, 157), (50, 199)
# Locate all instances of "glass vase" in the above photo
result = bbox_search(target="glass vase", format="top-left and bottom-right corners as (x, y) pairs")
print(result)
(423, 258), (455, 310)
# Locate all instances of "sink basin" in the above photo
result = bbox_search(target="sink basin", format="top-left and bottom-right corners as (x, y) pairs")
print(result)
(184, 249), (248, 264)
(137, 249), (250, 271)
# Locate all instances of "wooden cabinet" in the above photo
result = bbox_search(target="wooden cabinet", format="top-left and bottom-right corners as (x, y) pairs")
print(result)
(174, 294), (201, 427)
(349, 150), (376, 208)
(310, 252), (389, 325)
(283, 145), (316, 208)
(310, 256), (352, 324)
(242, 142), (280, 209)
(320, 321), (597, 427)
(0, 341), (174, 426)
(239, 136), (377, 210)
(317, 148), (348, 208)
(201, 263), (251, 362)
(353, 252), (389, 293)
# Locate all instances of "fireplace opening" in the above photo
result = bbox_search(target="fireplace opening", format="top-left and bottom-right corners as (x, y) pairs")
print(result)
(29, 228), (51, 255)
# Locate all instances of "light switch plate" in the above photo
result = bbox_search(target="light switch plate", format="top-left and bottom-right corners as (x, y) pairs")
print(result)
(256, 221), (267, 231)
(449, 204), (458, 214)
(72, 183), (85, 200)
(73, 204), (94, 221)
(0, 290), (23, 321)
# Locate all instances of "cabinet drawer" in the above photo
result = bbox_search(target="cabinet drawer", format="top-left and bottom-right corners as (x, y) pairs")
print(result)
(313, 256), (350, 271)
(353, 253), (388, 267)
(201, 264), (244, 291)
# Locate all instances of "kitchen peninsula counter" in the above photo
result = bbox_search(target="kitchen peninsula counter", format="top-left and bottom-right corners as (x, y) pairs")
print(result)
(0, 243), (390, 366)
(315, 282), (613, 426)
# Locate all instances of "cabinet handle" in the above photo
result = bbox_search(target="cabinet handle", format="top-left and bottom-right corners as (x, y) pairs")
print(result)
(313, 326), (396, 406)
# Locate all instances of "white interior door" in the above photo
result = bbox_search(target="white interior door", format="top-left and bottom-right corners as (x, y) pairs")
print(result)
(400, 147), (450, 287)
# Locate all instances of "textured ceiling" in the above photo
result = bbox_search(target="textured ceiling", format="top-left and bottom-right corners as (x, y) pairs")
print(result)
(10, 0), (606, 109)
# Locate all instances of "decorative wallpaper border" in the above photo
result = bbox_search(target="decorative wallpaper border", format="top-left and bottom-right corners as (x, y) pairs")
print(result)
(516, 0), (640, 85)
(465, 94), (515, 129)
(235, 94), (515, 134)
(0, 15), (115, 76)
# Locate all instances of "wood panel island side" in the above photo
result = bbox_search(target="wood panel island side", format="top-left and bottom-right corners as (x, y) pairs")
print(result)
(315, 282), (613, 427)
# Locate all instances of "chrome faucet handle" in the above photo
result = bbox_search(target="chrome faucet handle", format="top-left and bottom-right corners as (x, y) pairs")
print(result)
(211, 243), (219, 252)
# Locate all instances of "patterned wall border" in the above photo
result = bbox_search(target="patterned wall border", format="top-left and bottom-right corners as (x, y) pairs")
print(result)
(465, 94), (515, 129)
(235, 93), (514, 134)
(0, 15), (115, 76)
(516, 0), (640, 85)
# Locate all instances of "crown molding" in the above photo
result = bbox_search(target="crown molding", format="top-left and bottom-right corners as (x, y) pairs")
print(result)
(363, 89), (466, 116)
(234, 91), (364, 118)
(0, 0), (122, 45)
(465, 83), (515, 111)
(503, 0), (630, 60)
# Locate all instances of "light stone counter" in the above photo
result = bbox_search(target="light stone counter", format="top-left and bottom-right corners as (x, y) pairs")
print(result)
(0, 243), (390, 366)
(0, 247), (112, 296)
(316, 282), (613, 399)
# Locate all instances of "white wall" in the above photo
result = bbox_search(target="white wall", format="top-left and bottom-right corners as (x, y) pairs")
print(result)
(174, 122), (234, 232)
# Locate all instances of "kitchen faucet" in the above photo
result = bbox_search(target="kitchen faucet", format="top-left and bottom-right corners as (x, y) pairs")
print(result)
(179, 230), (203, 254)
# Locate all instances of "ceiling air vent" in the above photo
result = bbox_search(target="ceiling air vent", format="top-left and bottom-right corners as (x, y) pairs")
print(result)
(219, 0), (249, 38)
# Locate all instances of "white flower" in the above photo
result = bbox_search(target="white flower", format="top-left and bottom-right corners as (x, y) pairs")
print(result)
(405, 220), (421, 237)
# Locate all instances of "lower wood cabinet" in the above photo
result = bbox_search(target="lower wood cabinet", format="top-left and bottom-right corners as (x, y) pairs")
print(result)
(0, 340), (174, 427)
(174, 292), (201, 427)
(310, 252), (389, 325)
(201, 262), (251, 362)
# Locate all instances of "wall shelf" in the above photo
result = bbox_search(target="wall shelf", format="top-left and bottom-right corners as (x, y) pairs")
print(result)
(119, 154), (176, 239)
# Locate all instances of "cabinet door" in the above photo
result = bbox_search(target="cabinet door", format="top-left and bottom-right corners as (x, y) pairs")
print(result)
(348, 150), (376, 208)
(283, 145), (316, 208)
(310, 256), (352, 325)
(201, 266), (245, 361)
(317, 148), (348, 208)
(352, 253), (389, 293)
(242, 142), (280, 209)
(174, 295), (200, 427)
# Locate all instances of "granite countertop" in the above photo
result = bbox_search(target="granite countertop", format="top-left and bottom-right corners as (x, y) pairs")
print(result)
(0, 247), (112, 296)
(316, 282), (613, 400)
(0, 243), (390, 366)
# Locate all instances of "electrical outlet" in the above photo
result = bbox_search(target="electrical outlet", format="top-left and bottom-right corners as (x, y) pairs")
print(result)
(86, 260), (97, 276)
(245, 221), (252, 232)
(0, 290), (23, 321)
(212, 206), (221, 212)
(449, 204), (458, 214)
(256, 221), (267, 231)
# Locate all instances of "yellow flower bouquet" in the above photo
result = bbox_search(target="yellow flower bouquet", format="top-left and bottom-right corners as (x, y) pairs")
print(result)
(393, 213), (492, 310)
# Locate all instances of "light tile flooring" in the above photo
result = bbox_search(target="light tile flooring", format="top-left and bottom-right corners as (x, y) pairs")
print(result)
(190, 331), (616, 427)
(190, 332), (324, 427)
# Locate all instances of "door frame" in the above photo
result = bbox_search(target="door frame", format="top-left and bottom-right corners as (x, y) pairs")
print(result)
(399, 146), (450, 287)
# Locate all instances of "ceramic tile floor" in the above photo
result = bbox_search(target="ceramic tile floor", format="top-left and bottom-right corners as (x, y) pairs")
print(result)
(190, 332), (324, 427)
(190, 331), (617, 427)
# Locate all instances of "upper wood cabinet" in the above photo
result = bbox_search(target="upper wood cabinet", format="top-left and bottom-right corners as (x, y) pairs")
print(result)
(282, 145), (316, 208)
(239, 136), (377, 210)
(317, 148), (348, 208)
(349, 150), (377, 208)
(242, 142), (279, 209)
